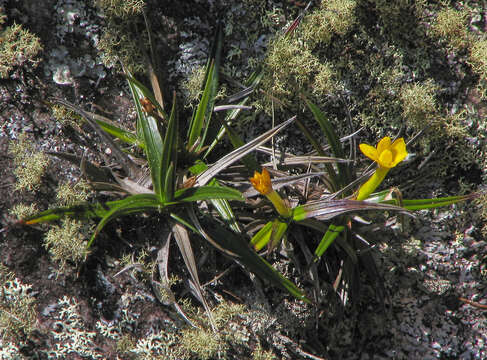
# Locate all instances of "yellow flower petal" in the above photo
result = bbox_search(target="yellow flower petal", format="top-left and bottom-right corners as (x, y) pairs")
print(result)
(377, 136), (391, 155)
(359, 143), (379, 162)
(389, 138), (408, 167)
(378, 149), (393, 168)
(250, 168), (273, 195)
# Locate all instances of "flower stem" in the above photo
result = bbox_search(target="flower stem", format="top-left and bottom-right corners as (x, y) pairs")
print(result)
(356, 167), (389, 201)
(266, 190), (292, 218)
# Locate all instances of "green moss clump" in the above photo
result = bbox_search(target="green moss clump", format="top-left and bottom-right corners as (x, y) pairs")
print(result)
(430, 7), (470, 49)
(0, 23), (42, 78)
(43, 218), (91, 269)
(469, 39), (487, 78)
(9, 134), (50, 192)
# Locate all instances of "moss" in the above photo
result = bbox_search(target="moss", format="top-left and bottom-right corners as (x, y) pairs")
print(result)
(469, 39), (487, 78)
(0, 23), (42, 78)
(430, 7), (470, 49)
(9, 134), (50, 192)
(43, 218), (91, 270)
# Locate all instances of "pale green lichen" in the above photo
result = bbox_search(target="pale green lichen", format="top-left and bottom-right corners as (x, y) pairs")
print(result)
(0, 22), (43, 78)
(9, 134), (50, 192)
(301, 0), (356, 48)
(48, 296), (103, 359)
(469, 39), (487, 79)
(95, 0), (147, 73)
(9, 203), (38, 220)
(430, 7), (470, 49)
(399, 80), (438, 132)
(95, 0), (145, 18)
(43, 218), (91, 270)
(0, 276), (36, 342)
(252, 344), (276, 360)
(56, 180), (91, 206)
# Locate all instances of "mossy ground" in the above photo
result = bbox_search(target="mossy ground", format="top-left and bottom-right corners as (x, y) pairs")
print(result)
(0, 0), (486, 359)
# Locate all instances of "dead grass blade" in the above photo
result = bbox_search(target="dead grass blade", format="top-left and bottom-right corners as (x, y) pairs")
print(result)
(171, 221), (217, 331)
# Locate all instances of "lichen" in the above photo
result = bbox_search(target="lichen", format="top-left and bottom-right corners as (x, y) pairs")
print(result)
(301, 0), (356, 48)
(430, 6), (470, 49)
(56, 180), (91, 206)
(95, 0), (147, 73)
(399, 80), (438, 132)
(9, 203), (38, 220)
(0, 22), (43, 78)
(0, 276), (37, 342)
(469, 39), (487, 79)
(47, 296), (103, 359)
(9, 134), (50, 192)
(43, 218), (91, 270)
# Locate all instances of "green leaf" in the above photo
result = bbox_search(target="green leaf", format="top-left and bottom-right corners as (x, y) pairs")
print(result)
(314, 224), (345, 261)
(161, 94), (178, 202)
(304, 98), (351, 187)
(173, 186), (244, 203)
(202, 218), (310, 302)
(269, 219), (288, 252)
(187, 23), (223, 151)
(383, 194), (477, 210)
(88, 194), (162, 248)
(293, 199), (408, 221)
(94, 117), (141, 148)
(207, 179), (241, 233)
(127, 77), (164, 198)
(250, 221), (273, 250)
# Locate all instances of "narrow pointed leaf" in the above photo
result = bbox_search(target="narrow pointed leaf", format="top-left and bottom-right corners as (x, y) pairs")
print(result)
(173, 186), (244, 203)
(207, 179), (241, 233)
(126, 77), (164, 198)
(88, 194), (162, 248)
(250, 221), (273, 250)
(202, 218), (310, 302)
(53, 98), (139, 179)
(171, 221), (216, 331)
(196, 116), (296, 186)
(314, 224), (345, 261)
(293, 199), (409, 221)
(161, 94), (178, 201)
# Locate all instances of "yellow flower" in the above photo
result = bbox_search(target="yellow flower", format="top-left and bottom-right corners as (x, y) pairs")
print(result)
(359, 137), (408, 169)
(250, 168), (273, 195)
(250, 168), (291, 217)
(356, 137), (408, 201)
